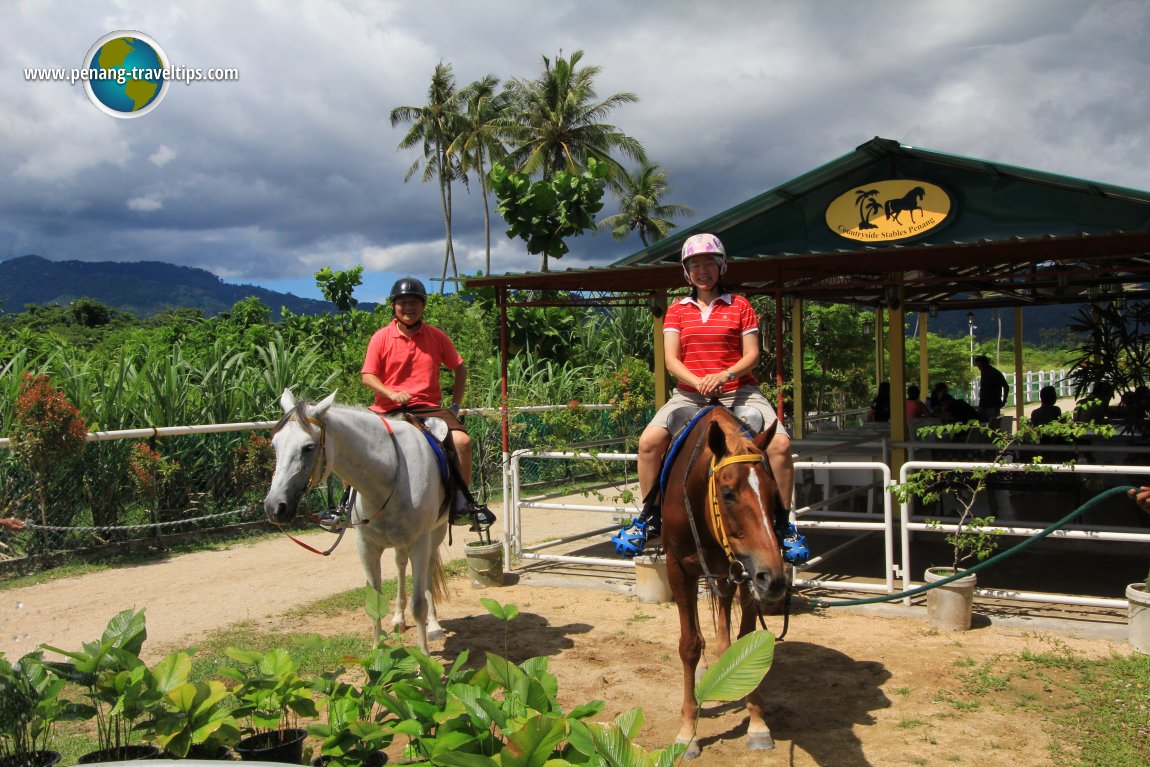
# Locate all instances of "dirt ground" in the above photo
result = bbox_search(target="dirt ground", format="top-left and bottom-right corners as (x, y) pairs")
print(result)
(0, 504), (1138, 767)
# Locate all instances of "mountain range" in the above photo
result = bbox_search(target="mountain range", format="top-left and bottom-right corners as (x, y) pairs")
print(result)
(0, 255), (347, 318)
(0, 254), (1084, 339)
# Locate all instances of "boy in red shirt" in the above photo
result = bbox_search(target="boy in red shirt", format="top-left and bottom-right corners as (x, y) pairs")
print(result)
(362, 277), (494, 529)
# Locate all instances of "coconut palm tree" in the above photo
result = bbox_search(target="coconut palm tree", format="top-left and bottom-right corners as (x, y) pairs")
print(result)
(449, 74), (512, 276)
(390, 62), (464, 292)
(598, 161), (694, 246)
(503, 49), (646, 181)
(854, 188), (881, 230)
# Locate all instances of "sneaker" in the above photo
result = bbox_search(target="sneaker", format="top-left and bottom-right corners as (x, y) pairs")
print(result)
(611, 518), (650, 558)
(782, 523), (810, 564)
(316, 509), (345, 527)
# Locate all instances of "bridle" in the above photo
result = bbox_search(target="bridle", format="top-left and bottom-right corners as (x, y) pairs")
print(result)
(269, 403), (401, 554)
(706, 452), (769, 572)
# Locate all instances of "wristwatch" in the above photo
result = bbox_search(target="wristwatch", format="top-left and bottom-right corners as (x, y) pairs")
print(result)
(449, 403), (461, 413)
(725, 369), (736, 382)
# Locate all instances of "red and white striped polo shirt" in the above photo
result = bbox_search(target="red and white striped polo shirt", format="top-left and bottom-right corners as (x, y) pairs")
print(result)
(664, 294), (759, 394)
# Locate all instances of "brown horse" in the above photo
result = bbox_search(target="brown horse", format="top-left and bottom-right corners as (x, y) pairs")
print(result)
(661, 406), (788, 759)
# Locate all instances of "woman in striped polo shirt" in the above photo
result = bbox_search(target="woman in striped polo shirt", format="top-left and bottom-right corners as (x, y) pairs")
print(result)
(613, 233), (795, 556)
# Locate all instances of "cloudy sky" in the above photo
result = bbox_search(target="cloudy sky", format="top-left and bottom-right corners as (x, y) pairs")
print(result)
(4, 0), (1149, 303)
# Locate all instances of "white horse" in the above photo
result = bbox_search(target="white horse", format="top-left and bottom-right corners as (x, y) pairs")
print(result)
(263, 389), (449, 652)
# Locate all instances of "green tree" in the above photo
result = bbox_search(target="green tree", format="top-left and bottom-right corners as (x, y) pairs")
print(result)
(598, 161), (693, 246)
(503, 49), (646, 180)
(491, 158), (608, 271)
(449, 75), (512, 276)
(314, 266), (363, 312)
(390, 62), (464, 293)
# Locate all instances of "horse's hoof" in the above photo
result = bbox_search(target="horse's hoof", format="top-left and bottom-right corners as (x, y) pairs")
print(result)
(747, 733), (775, 751)
(427, 628), (445, 642)
(676, 739), (701, 760)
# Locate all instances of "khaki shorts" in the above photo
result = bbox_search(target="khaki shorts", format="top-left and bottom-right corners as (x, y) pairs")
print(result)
(648, 386), (787, 437)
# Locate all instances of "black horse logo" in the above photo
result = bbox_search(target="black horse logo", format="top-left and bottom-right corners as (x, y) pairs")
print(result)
(883, 186), (926, 224)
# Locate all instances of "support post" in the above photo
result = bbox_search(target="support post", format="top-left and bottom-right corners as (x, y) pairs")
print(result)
(791, 298), (804, 439)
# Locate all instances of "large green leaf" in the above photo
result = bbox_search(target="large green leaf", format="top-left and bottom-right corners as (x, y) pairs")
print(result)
(500, 715), (568, 767)
(694, 631), (775, 704)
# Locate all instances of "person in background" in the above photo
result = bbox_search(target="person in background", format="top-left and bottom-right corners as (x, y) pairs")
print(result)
(867, 382), (891, 423)
(973, 354), (1009, 422)
(0, 518), (24, 531)
(362, 277), (494, 529)
(1029, 385), (1062, 427)
(1130, 487), (1150, 515)
(906, 384), (928, 420)
(925, 382), (950, 415)
(1075, 381), (1115, 424)
(938, 393), (980, 424)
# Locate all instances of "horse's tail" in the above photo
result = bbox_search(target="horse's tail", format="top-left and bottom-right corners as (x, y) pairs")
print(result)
(883, 200), (894, 218)
(430, 547), (449, 603)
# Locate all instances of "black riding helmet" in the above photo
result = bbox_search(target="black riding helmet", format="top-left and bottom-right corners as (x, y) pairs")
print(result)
(389, 277), (427, 304)
(389, 277), (427, 330)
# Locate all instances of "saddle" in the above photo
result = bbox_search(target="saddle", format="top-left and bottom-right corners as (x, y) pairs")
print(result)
(387, 413), (493, 535)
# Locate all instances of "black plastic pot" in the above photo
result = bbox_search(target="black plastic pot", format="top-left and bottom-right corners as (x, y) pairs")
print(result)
(234, 728), (308, 764)
(0, 750), (63, 767)
(77, 745), (160, 763)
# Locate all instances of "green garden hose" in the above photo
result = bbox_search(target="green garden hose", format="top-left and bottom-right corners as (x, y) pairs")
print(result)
(808, 484), (1135, 608)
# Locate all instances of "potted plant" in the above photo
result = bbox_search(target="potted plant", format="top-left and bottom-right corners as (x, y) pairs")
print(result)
(149, 651), (241, 759)
(0, 650), (78, 767)
(308, 668), (391, 767)
(221, 647), (318, 764)
(41, 609), (161, 763)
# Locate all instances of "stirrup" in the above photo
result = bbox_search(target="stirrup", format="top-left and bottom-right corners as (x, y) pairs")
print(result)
(612, 518), (649, 558)
(467, 504), (496, 532)
(783, 523), (810, 564)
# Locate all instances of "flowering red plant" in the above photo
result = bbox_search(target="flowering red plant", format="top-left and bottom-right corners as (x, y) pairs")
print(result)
(10, 373), (87, 474)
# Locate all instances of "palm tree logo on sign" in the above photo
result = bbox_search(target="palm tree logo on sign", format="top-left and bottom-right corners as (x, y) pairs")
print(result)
(827, 180), (952, 242)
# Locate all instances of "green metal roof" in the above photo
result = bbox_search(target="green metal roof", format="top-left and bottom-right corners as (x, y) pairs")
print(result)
(612, 136), (1150, 268)
(465, 137), (1150, 311)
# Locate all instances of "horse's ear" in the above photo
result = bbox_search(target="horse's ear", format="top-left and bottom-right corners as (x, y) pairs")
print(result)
(752, 420), (778, 450)
(280, 388), (296, 413)
(313, 390), (338, 416)
(708, 421), (729, 460)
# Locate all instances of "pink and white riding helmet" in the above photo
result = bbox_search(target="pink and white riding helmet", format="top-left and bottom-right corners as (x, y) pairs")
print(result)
(680, 233), (727, 280)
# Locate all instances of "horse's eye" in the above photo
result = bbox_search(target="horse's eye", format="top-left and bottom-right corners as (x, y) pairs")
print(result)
(301, 444), (315, 453)
(721, 487), (736, 503)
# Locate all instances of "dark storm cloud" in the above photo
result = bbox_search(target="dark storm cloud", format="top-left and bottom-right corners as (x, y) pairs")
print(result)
(2, 0), (1149, 289)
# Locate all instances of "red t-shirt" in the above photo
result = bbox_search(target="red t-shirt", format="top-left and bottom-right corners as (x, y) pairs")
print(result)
(664, 294), (759, 394)
(362, 321), (463, 413)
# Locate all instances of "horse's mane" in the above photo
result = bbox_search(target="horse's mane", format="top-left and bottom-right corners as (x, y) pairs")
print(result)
(271, 399), (414, 437)
(270, 401), (317, 437)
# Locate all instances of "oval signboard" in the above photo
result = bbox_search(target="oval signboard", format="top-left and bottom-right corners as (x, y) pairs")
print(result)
(825, 180), (952, 242)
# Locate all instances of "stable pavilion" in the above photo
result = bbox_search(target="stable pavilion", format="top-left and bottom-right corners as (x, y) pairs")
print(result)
(467, 136), (1150, 468)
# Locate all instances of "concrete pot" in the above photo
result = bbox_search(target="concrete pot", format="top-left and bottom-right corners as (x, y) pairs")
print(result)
(633, 555), (673, 603)
(1126, 582), (1150, 655)
(923, 567), (976, 631)
(465, 541), (505, 588)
